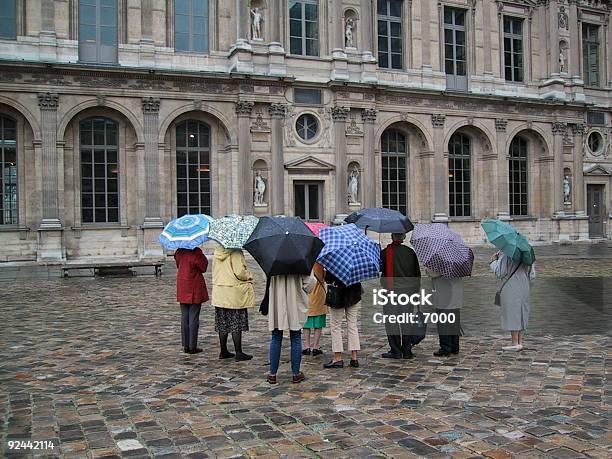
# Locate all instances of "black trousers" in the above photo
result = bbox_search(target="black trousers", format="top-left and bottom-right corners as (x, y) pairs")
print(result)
(384, 303), (412, 356)
(180, 303), (201, 349)
(437, 308), (460, 353)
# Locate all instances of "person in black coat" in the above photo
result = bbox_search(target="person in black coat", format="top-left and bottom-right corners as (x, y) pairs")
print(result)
(380, 233), (421, 359)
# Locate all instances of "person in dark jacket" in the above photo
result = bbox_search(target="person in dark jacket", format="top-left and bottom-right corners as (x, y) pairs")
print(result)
(323, 271), (362, 369)
(380, 233), (421, 359)
(174, 247), (209, 354)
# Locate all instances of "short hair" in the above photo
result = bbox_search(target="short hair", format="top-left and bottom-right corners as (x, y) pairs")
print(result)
(391, 233), (406, 242)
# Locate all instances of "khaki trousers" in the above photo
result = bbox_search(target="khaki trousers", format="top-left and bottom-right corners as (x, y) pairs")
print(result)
(328, 303), (361, 353)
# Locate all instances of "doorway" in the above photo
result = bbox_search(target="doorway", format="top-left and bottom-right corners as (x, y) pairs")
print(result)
(587, 184), (605, 238)
(294, 181), (322, 222)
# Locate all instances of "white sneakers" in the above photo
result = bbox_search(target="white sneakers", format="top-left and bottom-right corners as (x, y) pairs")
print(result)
(502, 344), (523, 352)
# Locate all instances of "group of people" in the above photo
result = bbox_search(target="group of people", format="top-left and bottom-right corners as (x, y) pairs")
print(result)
(174, 232), (536, 384)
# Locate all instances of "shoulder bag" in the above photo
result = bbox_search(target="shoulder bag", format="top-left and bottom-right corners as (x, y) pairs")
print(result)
(494, 261), (521, 306)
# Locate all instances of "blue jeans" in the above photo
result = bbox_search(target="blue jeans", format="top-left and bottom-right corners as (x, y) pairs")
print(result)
(269, 329), (302, 375)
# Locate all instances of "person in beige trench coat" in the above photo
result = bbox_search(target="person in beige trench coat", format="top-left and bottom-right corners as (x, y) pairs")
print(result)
(267, 273), (316, 384)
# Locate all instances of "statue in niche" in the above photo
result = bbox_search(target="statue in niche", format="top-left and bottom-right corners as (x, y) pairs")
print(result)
(251, 7), (263, 40)
(559, 49), (566, 73)
(348, 166), (360, 204)
(345, 18), (355, 48)
(563, 176), (571, 204)
(254, 170), (266, 205)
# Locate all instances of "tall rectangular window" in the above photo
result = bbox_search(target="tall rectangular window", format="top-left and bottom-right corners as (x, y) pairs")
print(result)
(289, 0), (319, 56)
(503, 16), (524, 82)
(582, 24), (600, 87)
(377, 0), (403, 69)
(444, 7), (467, 91)
(509, 137), (528, 217)
(175, 0), (209, 53)
(0, 0), (17, 39)
(448, 133), (471, 218)
(79, 0), (118, 64)
(80, 118), (119, 223)
(0, 116), (17, 225)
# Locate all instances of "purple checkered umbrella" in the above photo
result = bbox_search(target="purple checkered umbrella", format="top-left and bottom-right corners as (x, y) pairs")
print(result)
(410, 223), (474, 278)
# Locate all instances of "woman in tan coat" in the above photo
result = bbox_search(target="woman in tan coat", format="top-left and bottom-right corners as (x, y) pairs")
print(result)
(211, 247), (255, 361)
(302, 262), (326, 356)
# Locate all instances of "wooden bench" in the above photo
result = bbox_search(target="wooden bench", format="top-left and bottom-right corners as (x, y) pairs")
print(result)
(62, 261), (164, 278)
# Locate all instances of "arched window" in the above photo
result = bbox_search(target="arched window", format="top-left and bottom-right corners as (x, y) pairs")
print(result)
(509, 136), (528, 216)
(448, 132), (471, 217)
(0, 116), (17, 224)
(381, 129), (408, 215)
(80, 117), (119, 223)
(176, 120), (211, 217)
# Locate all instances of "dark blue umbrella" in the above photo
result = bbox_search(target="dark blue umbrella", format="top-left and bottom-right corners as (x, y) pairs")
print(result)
(345, 208), (414, 233)
(243, 216), (324, 276)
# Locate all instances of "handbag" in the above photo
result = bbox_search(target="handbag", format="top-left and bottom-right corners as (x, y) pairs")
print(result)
(410, 305), (427, 346)
(494, 262), (521, 306)
(325, 283), (345, 309)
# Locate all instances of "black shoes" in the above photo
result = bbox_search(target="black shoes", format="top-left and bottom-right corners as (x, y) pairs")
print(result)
(188, 348), (203, 354)
(382, 352), (402, 359)
(312, 348), (323, 356)
(235, 352), (253, 361)
(433, 349), (451, 357)
(403, 350), (414, 359)
(302, 348), (311, 356)
(219, 351), (235, 359)
(349, 359), (359, 368)
(324, 360), (344, 368)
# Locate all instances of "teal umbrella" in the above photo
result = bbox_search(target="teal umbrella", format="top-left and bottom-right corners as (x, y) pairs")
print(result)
(208, 215), (259, 249)
(481, 219), (535, 265)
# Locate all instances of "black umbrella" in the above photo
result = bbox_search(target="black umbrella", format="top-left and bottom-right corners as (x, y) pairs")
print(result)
(345, 208), (414, 233)
(243, 216), (324, 276)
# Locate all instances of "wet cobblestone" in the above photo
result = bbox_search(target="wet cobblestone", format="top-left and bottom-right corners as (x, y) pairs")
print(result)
(0, 245), (610, 458)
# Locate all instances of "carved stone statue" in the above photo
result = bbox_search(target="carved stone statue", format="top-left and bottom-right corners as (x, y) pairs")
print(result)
(348, 166), (359, 204)
(251, 8), (263, 40)
(563, 176), (571, 203)
(345, 18), (355, 48)
(559, 50), (566, 73)
(254, 170), (266, 205)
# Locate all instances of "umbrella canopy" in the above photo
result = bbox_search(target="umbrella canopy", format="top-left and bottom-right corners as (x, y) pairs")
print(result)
(305, 222), (329, 237)
(208, 214), (259, 249)
(158, 214), (214, 250)
(345, 207), (414, 233)
(244, 216), (324, 276)
(411, 223), (474, 278)
(481, 219), (536, 265)
(317, 223), (381, 286)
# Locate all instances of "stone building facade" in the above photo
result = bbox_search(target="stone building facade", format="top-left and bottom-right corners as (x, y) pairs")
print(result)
(0, 0), (610, 263)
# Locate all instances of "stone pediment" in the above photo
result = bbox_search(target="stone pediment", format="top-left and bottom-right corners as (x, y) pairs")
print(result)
(284, 156), (335, 172)
(583, 164), (611, 175)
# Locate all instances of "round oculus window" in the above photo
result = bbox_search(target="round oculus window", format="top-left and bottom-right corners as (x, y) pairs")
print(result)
(587, 131), (604, 155)
(296, 114), (319, 141)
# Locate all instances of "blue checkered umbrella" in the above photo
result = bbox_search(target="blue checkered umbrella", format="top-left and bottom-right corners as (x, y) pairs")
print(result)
(317, 223), (381, 286)
(158, 214), (214, 250)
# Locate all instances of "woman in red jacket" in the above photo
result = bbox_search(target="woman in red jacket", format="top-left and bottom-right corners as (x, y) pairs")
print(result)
(174, 247), (209, 354)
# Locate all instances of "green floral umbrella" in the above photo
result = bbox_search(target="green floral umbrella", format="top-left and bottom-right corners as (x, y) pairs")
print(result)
(481, 219), (536, 265)
(208, 215), (259, 249)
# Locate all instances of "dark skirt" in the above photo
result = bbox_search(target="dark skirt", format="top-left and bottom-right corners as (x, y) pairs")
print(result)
(214, 307), (249, 333)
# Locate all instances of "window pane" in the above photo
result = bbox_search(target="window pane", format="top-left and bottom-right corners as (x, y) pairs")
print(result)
(0, 0), (17, 39)
(389, 0), (402, 17)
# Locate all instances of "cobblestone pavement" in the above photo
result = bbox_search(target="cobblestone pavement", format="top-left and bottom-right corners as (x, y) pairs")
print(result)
(0, 247), (611, 458)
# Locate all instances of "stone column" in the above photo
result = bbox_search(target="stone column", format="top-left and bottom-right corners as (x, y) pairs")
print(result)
(360, 0), (373, 51)
(332, 106), (350, 222)
(141, 97), (163, 226)
(552, 122), (567, 215)
(38, 93), (61, 229)
(237, 0), (250, 42)
(495, 118), (510, 219)
(571, 123), (586, 214)
(431, 114), (448, 222)
(37, 92), (64, 261)
(569, 1), (581, 78)
(269, 103), (287, 215)
(361, 108), (377, 209)
(236, 101), (254, 214)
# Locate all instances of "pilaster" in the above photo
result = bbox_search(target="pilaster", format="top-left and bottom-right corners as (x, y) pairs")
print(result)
(495, 118), (510, 219)
(552, 121), (567, 215)
(269, 103), (287, 215)
(361, 108), (377, 209)
(236, 101), (254, 215)
(332, 106), (350, 222)
(431, 114), (448, 222)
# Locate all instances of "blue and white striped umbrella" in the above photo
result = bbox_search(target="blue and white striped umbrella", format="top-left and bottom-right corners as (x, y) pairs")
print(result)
(158, 214), (214, 250)
(317, 223), (381, 286)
